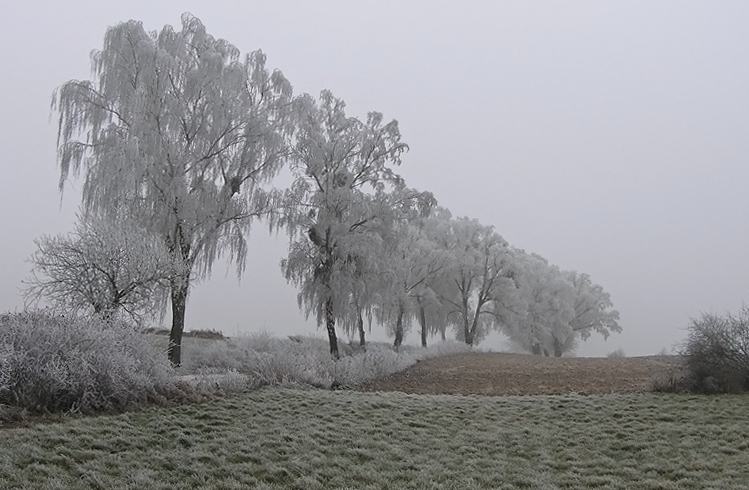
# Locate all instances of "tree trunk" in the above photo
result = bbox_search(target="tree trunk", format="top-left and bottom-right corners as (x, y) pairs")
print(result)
(357, 310), (366, 351)
(440, 327), (446, 341)
(325, 298), (339, 359)
(462, 298), (473, 346)
(553, 337), (563, 357)
(531, 343), (542, 355)
(419, 305), (428, 348)
(465, 327), (474, 346)
(97, 305), (116, 324)
(393, 308), (405, 350)
(465, 310), (479, 346)
(168, 274), (190, 366)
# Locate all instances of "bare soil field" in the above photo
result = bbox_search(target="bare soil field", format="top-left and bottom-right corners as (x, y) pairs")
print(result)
(361, 352), (681, 395)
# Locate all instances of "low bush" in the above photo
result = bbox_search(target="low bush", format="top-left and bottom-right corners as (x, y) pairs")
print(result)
(185, 328), (225, 340)
(657, 347), (672, 356)
(0, 311), (177, 415)
(679, 308), (749, 393)
(0, 311), (471, 419)
(607, 348), (626, 358)
(405, 340), (473, 361)
(178, 369), (251, 394)
(649, 367), (692, 393)
(179, 334), (471, 389)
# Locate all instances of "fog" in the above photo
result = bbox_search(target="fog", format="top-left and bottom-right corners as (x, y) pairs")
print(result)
(2, 1), (748, 356)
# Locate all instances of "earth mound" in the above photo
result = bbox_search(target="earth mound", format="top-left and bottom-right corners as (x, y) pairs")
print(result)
(361, 352), (680, 396)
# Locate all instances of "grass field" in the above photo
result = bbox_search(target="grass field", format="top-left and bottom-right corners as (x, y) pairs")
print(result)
(1, 388), (748, 489)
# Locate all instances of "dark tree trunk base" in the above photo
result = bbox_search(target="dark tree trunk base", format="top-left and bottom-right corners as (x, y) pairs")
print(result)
(168, 276), (190, 367)
(357, 313), (366, 351)
(419, 306), (428, 348)
(393, 309), (404, 350)
(325, 299), (339, 359)
(553, 338), (563, 357)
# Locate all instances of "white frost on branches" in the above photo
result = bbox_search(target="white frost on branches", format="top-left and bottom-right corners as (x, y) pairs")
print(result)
(278, 90), (433, 358)
(24, 213), (172, 324)
(52, 14), (294, 364)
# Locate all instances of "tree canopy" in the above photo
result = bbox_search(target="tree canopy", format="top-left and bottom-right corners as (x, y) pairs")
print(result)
(430, 217), (519, 346)
(53, 14), (294, 364)
(47, 13), (622, 361)
(503, 251), (621, 356)
(278, 90), (433, 358)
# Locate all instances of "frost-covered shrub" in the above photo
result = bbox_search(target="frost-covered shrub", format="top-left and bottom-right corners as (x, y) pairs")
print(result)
(409, 340), (472, 361)
(607, 348), (626, 358)
(328, 347), (415, 387)
(0, 343), (12, 394)
(649, 366), (691, 393)
(180, 369), (251, 394)
(0, 311), (176, 414)
(325, 340), (470, 387)
(680, 309), (749, 394)
(185, 329), (225, 340)
(179, 338), (245, 373)
(180, 334), (330, 387)
(180, 335), (470, 389)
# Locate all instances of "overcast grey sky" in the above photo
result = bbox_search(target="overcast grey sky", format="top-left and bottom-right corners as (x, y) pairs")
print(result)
(2, 1), (747, 355)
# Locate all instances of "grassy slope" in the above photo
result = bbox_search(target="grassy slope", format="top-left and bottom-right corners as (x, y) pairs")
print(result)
(1, 389), (748, 489)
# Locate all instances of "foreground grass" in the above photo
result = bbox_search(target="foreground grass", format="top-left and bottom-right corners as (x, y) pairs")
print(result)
(1, 389), (748, 489)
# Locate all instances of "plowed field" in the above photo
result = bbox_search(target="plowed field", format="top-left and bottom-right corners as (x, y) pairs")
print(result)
(361, 352), (680, 395)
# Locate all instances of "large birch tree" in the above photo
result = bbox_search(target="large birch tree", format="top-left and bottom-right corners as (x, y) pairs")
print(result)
(52, 14), (293, 365)
(279, 91), (431, 358)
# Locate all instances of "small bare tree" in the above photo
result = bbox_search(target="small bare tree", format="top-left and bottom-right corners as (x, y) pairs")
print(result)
(24, 214), (172, 324)
(682, 309), (749, 393)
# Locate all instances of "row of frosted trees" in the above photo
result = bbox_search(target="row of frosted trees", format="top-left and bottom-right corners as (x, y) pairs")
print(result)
(26, 14), (620, 365)
(281, 195), (621, 358)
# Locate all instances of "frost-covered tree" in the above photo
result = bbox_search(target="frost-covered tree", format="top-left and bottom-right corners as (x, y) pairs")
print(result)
(556, 270), (621, 356)
(504, 251), (621, 356)
(279, 91), (431, 358)
(411, 208), (460, 346)
(416, 289), (452, 345)
(378, 219), (449, 349)
(433, 217), (520, 346)
(23, 213), (172, 323)
(52, 15), (293, 365)
(338, 251), (387, 350)
(503, 252), (573, 355)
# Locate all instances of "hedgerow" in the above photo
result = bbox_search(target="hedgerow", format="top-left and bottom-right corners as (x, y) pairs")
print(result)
(179, 332), (470, 389)
(0, 310), (471, 418)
